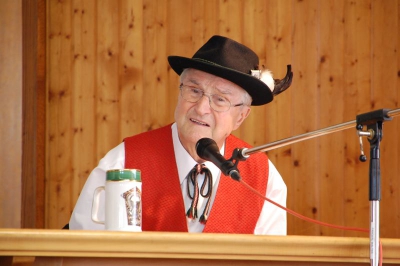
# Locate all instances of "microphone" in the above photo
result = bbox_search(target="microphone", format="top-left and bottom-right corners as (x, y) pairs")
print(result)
(196, 138), (241, 181)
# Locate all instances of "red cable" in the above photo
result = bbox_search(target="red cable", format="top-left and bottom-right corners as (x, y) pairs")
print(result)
(239, 179), (369, 232)
(239, 180), (384, 264)
(239, 180), (385, 264)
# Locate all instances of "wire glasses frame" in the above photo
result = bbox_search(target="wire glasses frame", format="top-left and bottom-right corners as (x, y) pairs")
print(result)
(179, 84), (244, 112)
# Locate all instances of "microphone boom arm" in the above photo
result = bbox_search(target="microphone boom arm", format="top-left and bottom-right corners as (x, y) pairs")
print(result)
(224, 108), (400, 184)
(240, 108), (400, 157)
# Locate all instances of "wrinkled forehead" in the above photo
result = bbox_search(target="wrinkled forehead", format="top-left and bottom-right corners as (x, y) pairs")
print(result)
(180, 68), (246, 95)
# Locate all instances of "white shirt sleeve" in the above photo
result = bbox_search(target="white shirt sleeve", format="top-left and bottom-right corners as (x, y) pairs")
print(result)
(253, 160), (287, 235)
(69, 142), (125, 230)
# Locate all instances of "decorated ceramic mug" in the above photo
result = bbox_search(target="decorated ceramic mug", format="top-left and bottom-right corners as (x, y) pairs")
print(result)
(91, 169), (142, 231)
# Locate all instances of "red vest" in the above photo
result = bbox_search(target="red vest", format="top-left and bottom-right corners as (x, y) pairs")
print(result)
(124, 124), (269, 234)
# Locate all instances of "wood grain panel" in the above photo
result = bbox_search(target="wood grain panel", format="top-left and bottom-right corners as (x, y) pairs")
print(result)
(3, 229), (400, 265)
(47, 0), (73, 229)
(217, 0), (243, 42)
(257, 0), (294, 234)
(96, 0), (121, 159)
(342, 0), (372, 238)
(165, 0), (193, 124)
(240, 0), (269, 147)
(22, 0), (39, 228)
(191, 1), (219, 46)
(370, 0), (399, 238)
(70, 0), (97, 214)
(262, 0), (293, 144)
(290, 0), (320, 236)
(318, 0), (346, 237)
(239, 0), (296, 234)
(35, 0), (47, 230)
(119, 0), (144, 138)
(142, 0), (167, 132)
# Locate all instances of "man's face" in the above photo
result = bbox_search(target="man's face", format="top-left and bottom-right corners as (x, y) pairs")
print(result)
(174, 69), (251, 160)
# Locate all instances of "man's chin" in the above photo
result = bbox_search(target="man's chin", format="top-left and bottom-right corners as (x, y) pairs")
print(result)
(186, 133), (212, 146)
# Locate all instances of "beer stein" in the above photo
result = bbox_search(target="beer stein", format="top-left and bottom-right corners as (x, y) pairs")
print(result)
(91, 169), (142, 231)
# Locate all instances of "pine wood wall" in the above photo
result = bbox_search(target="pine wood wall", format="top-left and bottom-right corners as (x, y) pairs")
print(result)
(46, 0), (400, 237)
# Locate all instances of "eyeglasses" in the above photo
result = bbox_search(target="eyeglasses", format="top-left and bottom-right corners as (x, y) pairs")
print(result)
(179, 84), (244, 112)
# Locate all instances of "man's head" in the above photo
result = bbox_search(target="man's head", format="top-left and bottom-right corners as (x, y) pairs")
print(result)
(174, 68), (252, 161)
(168, 35), (293, 161)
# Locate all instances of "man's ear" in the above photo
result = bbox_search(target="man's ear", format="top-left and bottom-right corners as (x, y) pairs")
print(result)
(233, 106), (251, 130)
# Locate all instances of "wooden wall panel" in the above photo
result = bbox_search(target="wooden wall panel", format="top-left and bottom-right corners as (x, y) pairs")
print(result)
(371, 0), (399, 238)
(259, 0), (295, 234)
(142, 0), (170, 131)
(119, 0), (144, 138)
(45, 0), (400, 238)
(165, 0), (193, 122)
(35, 0), (47, 229)
(241, 0), (269, 147)
(70, 0), (97, 217)
(96, 1), (121, 159)
(342, 0), (372, 238)
(261, 0), (293, 144)
(191, 1), (219, 46)
(218, 0), (243, 42)
(318, 0), (346, 237)
(22, 0), (46, 229)
(47, 0), (73, 229)
(290, 0), (320, 236)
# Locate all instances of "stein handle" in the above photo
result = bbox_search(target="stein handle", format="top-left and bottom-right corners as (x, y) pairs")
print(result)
(91, 186), (105, 224)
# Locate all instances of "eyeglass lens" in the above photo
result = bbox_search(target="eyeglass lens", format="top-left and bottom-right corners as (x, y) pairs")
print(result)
(180, 85), (231, 112)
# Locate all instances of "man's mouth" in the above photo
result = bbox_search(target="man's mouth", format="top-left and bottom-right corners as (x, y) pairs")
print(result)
(190, 118), (210, 127)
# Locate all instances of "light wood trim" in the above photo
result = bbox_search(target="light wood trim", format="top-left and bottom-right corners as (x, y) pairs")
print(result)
(0, 0), (22, 229)
(0, 229), (399, 264)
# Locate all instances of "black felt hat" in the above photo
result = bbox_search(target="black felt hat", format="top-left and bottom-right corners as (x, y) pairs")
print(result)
(168, 35), (293, 106)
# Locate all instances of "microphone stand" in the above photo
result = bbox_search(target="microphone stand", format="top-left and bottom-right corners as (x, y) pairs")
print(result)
(356, 109), (392, 266)
(228, 108), (400, 266)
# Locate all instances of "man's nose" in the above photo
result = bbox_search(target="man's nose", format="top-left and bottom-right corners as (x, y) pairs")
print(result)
(195, 94), (212, 112)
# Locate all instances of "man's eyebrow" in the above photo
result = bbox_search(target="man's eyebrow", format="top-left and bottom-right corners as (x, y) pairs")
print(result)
(184, 78), (201, 86)
(214, 87), (233, 95)
(183, 77), (234, 95)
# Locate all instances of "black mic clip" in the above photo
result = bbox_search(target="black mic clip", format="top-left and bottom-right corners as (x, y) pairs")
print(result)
(227, 148), (247, 181)
(230, 148), (249, 162)
(225, 148), (249, 181)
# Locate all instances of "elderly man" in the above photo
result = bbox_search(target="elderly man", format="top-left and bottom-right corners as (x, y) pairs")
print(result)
(69, 35), (293, 235)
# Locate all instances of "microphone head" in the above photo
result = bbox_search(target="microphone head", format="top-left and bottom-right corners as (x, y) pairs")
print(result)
(196, 138), (218, 159)
(196, 137), (240, 180)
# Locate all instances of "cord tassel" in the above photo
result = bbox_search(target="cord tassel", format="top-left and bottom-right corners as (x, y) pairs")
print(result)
(186, 164), (200, 219)
(186, 164), (213, 224)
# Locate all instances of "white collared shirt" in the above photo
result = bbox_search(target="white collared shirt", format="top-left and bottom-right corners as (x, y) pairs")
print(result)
(70, 123), (287, 235)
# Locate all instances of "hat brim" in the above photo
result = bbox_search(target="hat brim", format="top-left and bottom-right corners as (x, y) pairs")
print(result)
(168, 56), (273, 106)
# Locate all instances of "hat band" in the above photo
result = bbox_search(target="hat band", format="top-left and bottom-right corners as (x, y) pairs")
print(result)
(192, 58), (221, 66)
(192, 58), (256, 77)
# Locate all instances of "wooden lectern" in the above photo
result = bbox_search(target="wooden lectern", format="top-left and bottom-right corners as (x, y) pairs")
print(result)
(0, 229), (399, 265)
